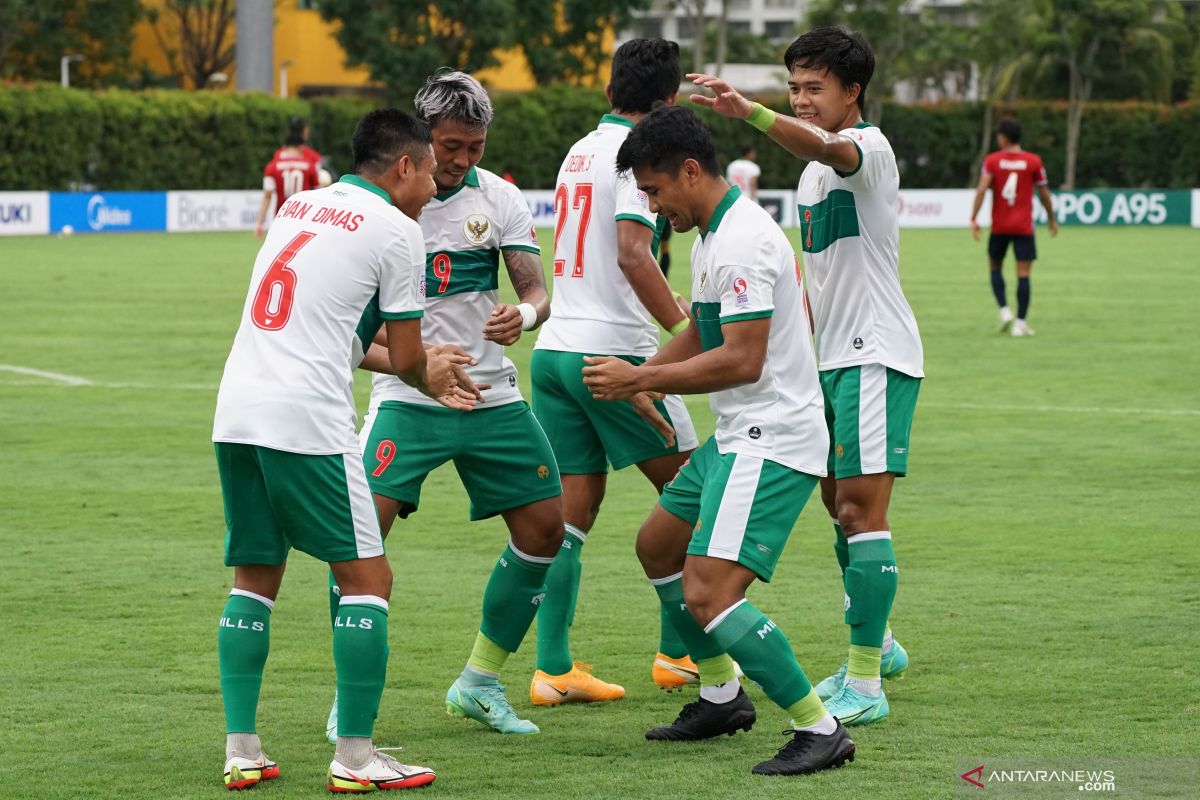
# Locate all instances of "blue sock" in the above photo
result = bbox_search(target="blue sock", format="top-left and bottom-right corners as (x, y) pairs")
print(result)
(990, 269), (1007, 307)
(1016, 277), (1030, 319)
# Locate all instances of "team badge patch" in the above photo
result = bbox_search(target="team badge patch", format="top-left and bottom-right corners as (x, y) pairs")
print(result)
(733, 276), (749, 305)
(463, 214), (492, 244)
(537, 464), (550, 479)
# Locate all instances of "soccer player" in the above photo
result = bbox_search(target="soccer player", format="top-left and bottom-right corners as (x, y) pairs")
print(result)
(584, 105), (855, 776)
(970, 119), (1058, 336)
(690, 26), (923, 727)
(326, 70), (564, 738)
(530, 37), (702, 703)
(213, 108), (473, 791)
(725, 145), (760, 201)
(254, 117), (329, 237)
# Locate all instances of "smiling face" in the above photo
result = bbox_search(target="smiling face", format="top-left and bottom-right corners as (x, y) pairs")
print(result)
(633, 161), (701, 233)
(787, 65), (861, 133)
(392, 144), (438, 220)
(430, 119), (486, 192)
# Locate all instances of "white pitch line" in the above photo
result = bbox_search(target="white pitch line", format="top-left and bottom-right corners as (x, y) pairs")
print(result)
(923, 401), (1200, 418)
(0, 364), (93, 386)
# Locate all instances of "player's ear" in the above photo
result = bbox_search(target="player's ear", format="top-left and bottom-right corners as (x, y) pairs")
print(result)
(846, 81), (862, 107)
(605, 84), (613, 105)
(395, 154), (412, 180)
(664, 91), (678, 107)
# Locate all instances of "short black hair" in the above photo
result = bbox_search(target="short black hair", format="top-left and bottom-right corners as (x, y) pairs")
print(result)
(996, 119), (1022, 143)
(740, 144), (755, 157)
(285, 116), (307, 146)
(615, 105), (720, 178)
(610, 38), (681, 114)
(351, 108), (433, 175)
(784, 26), (874, 111)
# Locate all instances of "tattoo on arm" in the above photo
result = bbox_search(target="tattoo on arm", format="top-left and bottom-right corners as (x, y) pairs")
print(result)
(503, 249), (546, 301)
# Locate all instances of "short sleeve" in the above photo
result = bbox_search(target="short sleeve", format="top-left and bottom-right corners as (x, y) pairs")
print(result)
(982, 154), (996, 177)
(838, 133), (897, 192)
(498, 182), (540, 253)
(1034, 157), (1048, 186)
(713, 245), (776, 323)
(613, 170), (656, 229)
(748, 162), (761, 178)
(262, 176), (275, 193)
(378, 221), (426, 320)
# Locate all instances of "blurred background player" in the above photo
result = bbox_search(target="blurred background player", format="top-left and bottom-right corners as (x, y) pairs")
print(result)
(254, 116), (329, 237)
(585, 105), (854, 776)
(212, 108), (472, 793)
(333, 70), (563, 739)
(530, 37), (702, 704)
(971, 119), (1058, 336)
(691, 25), (922, 728)
(725, 145), (760, 202)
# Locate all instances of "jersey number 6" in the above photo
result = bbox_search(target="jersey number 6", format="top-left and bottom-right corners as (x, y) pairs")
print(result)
(553, 182), (592, 278)
(252, 231), (316, 331)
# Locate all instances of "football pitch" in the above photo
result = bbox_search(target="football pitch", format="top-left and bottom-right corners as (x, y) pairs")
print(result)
(1, 226), (1198, 799)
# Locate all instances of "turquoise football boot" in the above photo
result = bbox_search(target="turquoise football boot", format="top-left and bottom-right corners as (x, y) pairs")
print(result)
(445, 678), (539, 735)
(823, 683), (889, 726)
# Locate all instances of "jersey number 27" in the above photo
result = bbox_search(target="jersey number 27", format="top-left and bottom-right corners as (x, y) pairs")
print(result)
(553, 182), (592, 278)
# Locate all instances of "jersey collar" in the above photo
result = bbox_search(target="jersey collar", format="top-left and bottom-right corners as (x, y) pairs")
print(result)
(854, 121), (876, 129)
(434, 166), (480, 202)
(701, 185), (742, 240)
(599, 113), (635, 129)
(339, 174), (391, 204)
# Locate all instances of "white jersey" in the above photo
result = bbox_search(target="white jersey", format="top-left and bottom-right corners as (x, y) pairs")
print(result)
(796, 123), (923, 377)
(213, 177), (425, 454)
(691, 187), (828, 476)
(368, 166), (539, 409)
(535, 114), (659, 357)
(726, 158), (761, 196)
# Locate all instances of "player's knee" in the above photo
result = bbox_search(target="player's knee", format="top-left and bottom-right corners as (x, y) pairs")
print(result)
(635, 522), (672, 573)
(681, 583), (726, 628)
(835, 500), (870, 534)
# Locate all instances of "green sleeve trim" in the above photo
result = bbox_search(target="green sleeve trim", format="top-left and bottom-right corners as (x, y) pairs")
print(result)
(379, 309), (423, 320)
(501, 244), (541, 254)
(720, 309), (773, 323)
(834, 139), (864, 179)
(615, 213), (655, 229)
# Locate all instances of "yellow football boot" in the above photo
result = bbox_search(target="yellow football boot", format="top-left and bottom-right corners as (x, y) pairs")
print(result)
(530, 662), (625, 706)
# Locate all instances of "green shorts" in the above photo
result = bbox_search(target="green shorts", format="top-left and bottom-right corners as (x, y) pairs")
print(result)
(359, 400), (561, 521)
(530, 349), (699, 473)
(215, 442), (384, 566)
(820, 364), (921, 479)
(659, 437), (819, 582)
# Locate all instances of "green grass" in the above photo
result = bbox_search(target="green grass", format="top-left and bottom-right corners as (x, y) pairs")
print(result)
(1, 226), (1198, 798)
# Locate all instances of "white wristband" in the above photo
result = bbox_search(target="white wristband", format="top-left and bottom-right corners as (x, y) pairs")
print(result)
(517, 302), (538, 331)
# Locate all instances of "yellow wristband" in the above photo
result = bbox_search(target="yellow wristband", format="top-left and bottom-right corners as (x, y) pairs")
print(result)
(746, 102), (776, 133)
(668, 317), (690, 336)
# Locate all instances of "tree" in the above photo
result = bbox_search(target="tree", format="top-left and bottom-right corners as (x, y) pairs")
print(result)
(146, 0), (236, 90)
(0, 0), (142, 86)
(514, 0), (651, 85)
(671, 0), (708, 73)
(319, 0), (515, 99)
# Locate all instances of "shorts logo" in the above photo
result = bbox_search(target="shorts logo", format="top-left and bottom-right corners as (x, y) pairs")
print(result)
(748, 426), (762, 440)
(463, 214), (492, 244)
(530, 592), (546, 605)
(537, 464), (550, 478)
(695, 518), (703, 532)
(733, 277), (749, 306)
(853, 336), (864, 350)
(836, 443), (844, 457)
(756, 543), (772, 554)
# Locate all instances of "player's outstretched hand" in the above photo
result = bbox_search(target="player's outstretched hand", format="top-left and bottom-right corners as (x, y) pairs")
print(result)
(582, 355), (642, 401)
(687, 73), (754, 120)
(483, 304), (523, 346)
(630, 392), (675, 448)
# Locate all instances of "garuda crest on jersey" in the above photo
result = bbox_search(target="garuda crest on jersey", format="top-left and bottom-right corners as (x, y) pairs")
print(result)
(463, 214), (492, 245)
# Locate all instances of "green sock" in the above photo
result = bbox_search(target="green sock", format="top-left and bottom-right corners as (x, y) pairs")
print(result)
(333, 596), (389, 738)
(845, 533), (898, 660)
(786, 688), (830, 729)
(708, 600), (813, 710)
(466, 632), (509, 677)
(482, 542), (553, 658)
(218, 591), (273, 734)
(327, 570), (340, 629)
(848, 644), (883, 681)
(658, 605), (688, 659)
(535, 526), (584, 674)
(696, 654), (737, 687)
(651, 575), (725, 662)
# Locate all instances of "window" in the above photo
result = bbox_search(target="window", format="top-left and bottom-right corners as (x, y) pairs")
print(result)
(765, 20), (797, 40)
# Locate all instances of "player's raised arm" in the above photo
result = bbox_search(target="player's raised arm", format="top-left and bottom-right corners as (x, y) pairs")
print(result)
(688, 73), (860, 175)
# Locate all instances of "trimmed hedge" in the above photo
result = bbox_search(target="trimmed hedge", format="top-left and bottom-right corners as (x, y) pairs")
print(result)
(1, 83), (1197, 190)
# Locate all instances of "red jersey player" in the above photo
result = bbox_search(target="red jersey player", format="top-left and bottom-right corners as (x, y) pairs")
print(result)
(970, 119), (1057, 336)
(254, 117), (326, 237)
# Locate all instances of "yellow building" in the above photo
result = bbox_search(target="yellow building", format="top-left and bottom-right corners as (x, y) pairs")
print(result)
(132, 1), (540, 94)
